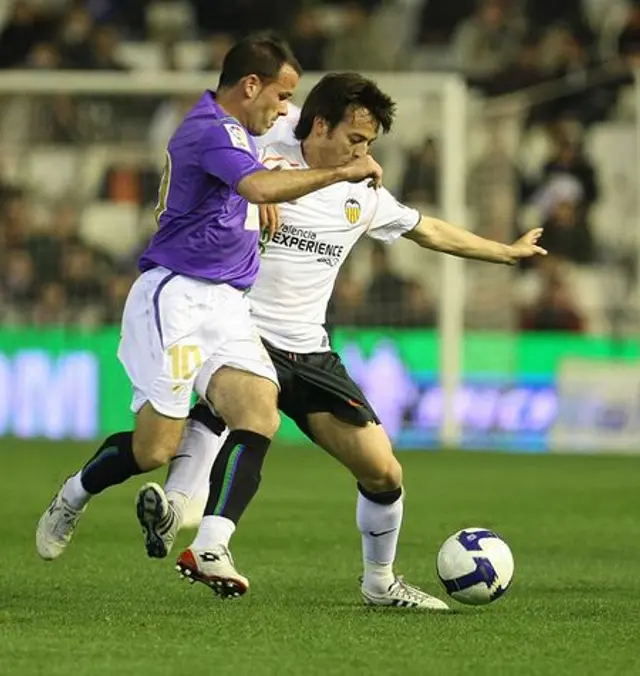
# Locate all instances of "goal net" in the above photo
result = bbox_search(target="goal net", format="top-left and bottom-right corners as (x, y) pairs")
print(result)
(470, 70), (640, 454)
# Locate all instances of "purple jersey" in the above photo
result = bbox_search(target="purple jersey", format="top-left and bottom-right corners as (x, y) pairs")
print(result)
(139, 91), (264, 289)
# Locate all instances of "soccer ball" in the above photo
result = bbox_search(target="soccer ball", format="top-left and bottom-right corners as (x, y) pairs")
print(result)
(436, 527), (514, 606)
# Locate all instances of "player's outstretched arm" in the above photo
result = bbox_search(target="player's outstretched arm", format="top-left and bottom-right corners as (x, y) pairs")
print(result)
(403, 216), (547, 265)
(237, 156), (382, 204)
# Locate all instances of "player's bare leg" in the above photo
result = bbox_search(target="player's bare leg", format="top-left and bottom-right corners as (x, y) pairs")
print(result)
(176, 367), (279, 598)
(133, 405), (189, 557)
(37, 404), (185, 560)
(307, 413), (449, 610)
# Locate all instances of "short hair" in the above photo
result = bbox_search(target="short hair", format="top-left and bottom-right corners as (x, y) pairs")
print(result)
(218, 33), (301, 89)
(295, 73), (396, 140)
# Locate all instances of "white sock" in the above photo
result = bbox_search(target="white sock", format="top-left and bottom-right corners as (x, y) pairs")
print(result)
(165, 420), (224, 501)
(357, 489), (403, 593)
(61, 472), (91, 510)
(192, 515), (236, 550)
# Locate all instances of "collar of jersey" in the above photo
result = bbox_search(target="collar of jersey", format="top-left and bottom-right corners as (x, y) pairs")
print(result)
(206, 89), (241, 127)
(294, 140), (310, 169)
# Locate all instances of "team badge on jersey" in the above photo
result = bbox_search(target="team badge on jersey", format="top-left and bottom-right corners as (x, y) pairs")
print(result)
(224, 123), (251, 151)
(344, 198), (362, 225)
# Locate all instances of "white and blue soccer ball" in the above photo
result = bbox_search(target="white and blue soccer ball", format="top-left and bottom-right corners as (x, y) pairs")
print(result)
(436, 527), (514, 606)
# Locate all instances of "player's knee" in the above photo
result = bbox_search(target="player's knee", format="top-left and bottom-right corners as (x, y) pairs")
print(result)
(227, 381), (280, 437)
(234, 405), (280, 439)
(133, 402), (184, 470)
(210, 370), (279, 437)
(132, 438), (176, 471)
(359, 456), (403, 493)
(260, 406), (281, 438)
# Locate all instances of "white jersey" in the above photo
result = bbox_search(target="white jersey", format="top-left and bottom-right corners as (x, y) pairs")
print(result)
(249, 113), (420, 353)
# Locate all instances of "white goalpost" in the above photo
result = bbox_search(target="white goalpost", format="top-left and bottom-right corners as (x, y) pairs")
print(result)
(438, 77), (467, 448)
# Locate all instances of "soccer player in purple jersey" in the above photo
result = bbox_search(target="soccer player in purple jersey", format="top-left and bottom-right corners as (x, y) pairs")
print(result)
(36, 34), (383, 577)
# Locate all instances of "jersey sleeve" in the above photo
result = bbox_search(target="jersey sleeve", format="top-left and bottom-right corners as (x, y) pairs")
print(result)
(366, 188), (421, 243)
(200, 121), (264, 190)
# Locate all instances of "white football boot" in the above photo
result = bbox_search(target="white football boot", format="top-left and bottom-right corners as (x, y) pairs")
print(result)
(176, 545), (249, 598)
(135, 482), (180, 559)
(362, 576), (450, 610)
(36, 487), (86, 560)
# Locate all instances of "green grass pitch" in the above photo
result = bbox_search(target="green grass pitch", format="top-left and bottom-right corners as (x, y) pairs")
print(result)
(1, 441), (639, 676)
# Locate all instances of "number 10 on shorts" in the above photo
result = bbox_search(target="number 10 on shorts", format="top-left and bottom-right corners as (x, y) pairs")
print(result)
(168, 344), (203, 381)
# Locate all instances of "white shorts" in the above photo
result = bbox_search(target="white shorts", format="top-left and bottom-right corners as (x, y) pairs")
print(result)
(118, 267), (278, 418)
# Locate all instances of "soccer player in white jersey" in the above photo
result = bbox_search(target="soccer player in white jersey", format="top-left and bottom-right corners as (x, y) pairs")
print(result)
(136, 73), (547, 607)
(138, 73), (546, 608)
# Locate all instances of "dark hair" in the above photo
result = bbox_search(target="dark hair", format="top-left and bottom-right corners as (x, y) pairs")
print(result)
(218, 33), (301, 89)
(295, 73), (396, 140)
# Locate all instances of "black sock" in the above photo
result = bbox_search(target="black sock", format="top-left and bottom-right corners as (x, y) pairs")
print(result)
(80, 431), (143, 495)
(204, 429), (271, 523)
(357, 482), (402, 505)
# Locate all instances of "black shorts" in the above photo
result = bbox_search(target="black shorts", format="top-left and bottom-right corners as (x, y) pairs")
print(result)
(263, 340), (380, 441)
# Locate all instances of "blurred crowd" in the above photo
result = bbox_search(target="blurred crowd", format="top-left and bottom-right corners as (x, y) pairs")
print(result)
(0, 188), (136, 327)
(2, 0), (640, 74)
(2, 0), (640, 333)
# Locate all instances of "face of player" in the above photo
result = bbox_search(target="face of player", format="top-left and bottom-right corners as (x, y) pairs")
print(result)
(244, 63), (299, 136)
(314, 107), (379, 168)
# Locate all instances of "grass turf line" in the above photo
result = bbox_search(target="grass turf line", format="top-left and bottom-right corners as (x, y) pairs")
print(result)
(0, 441), (638, 676)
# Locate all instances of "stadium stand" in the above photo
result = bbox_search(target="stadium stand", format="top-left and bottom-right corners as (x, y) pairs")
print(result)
(1, 0), (638, 334)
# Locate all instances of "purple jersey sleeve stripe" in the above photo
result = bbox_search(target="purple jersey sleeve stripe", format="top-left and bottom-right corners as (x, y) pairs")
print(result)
(152, 271), (178, 349)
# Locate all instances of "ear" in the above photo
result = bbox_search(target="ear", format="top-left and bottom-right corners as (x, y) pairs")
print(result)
(313, 115), (327, 137)
(242, 74), (262, 100)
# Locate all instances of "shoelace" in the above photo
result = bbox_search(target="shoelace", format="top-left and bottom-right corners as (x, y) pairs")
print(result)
(52, 505), (82, 541)
(389, 576), (429, 604)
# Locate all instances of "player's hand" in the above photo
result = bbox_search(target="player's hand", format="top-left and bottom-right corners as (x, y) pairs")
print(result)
(259, 203), (280, 241)
(506, 228), (547, 264)
(339, 155), (383, 188)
